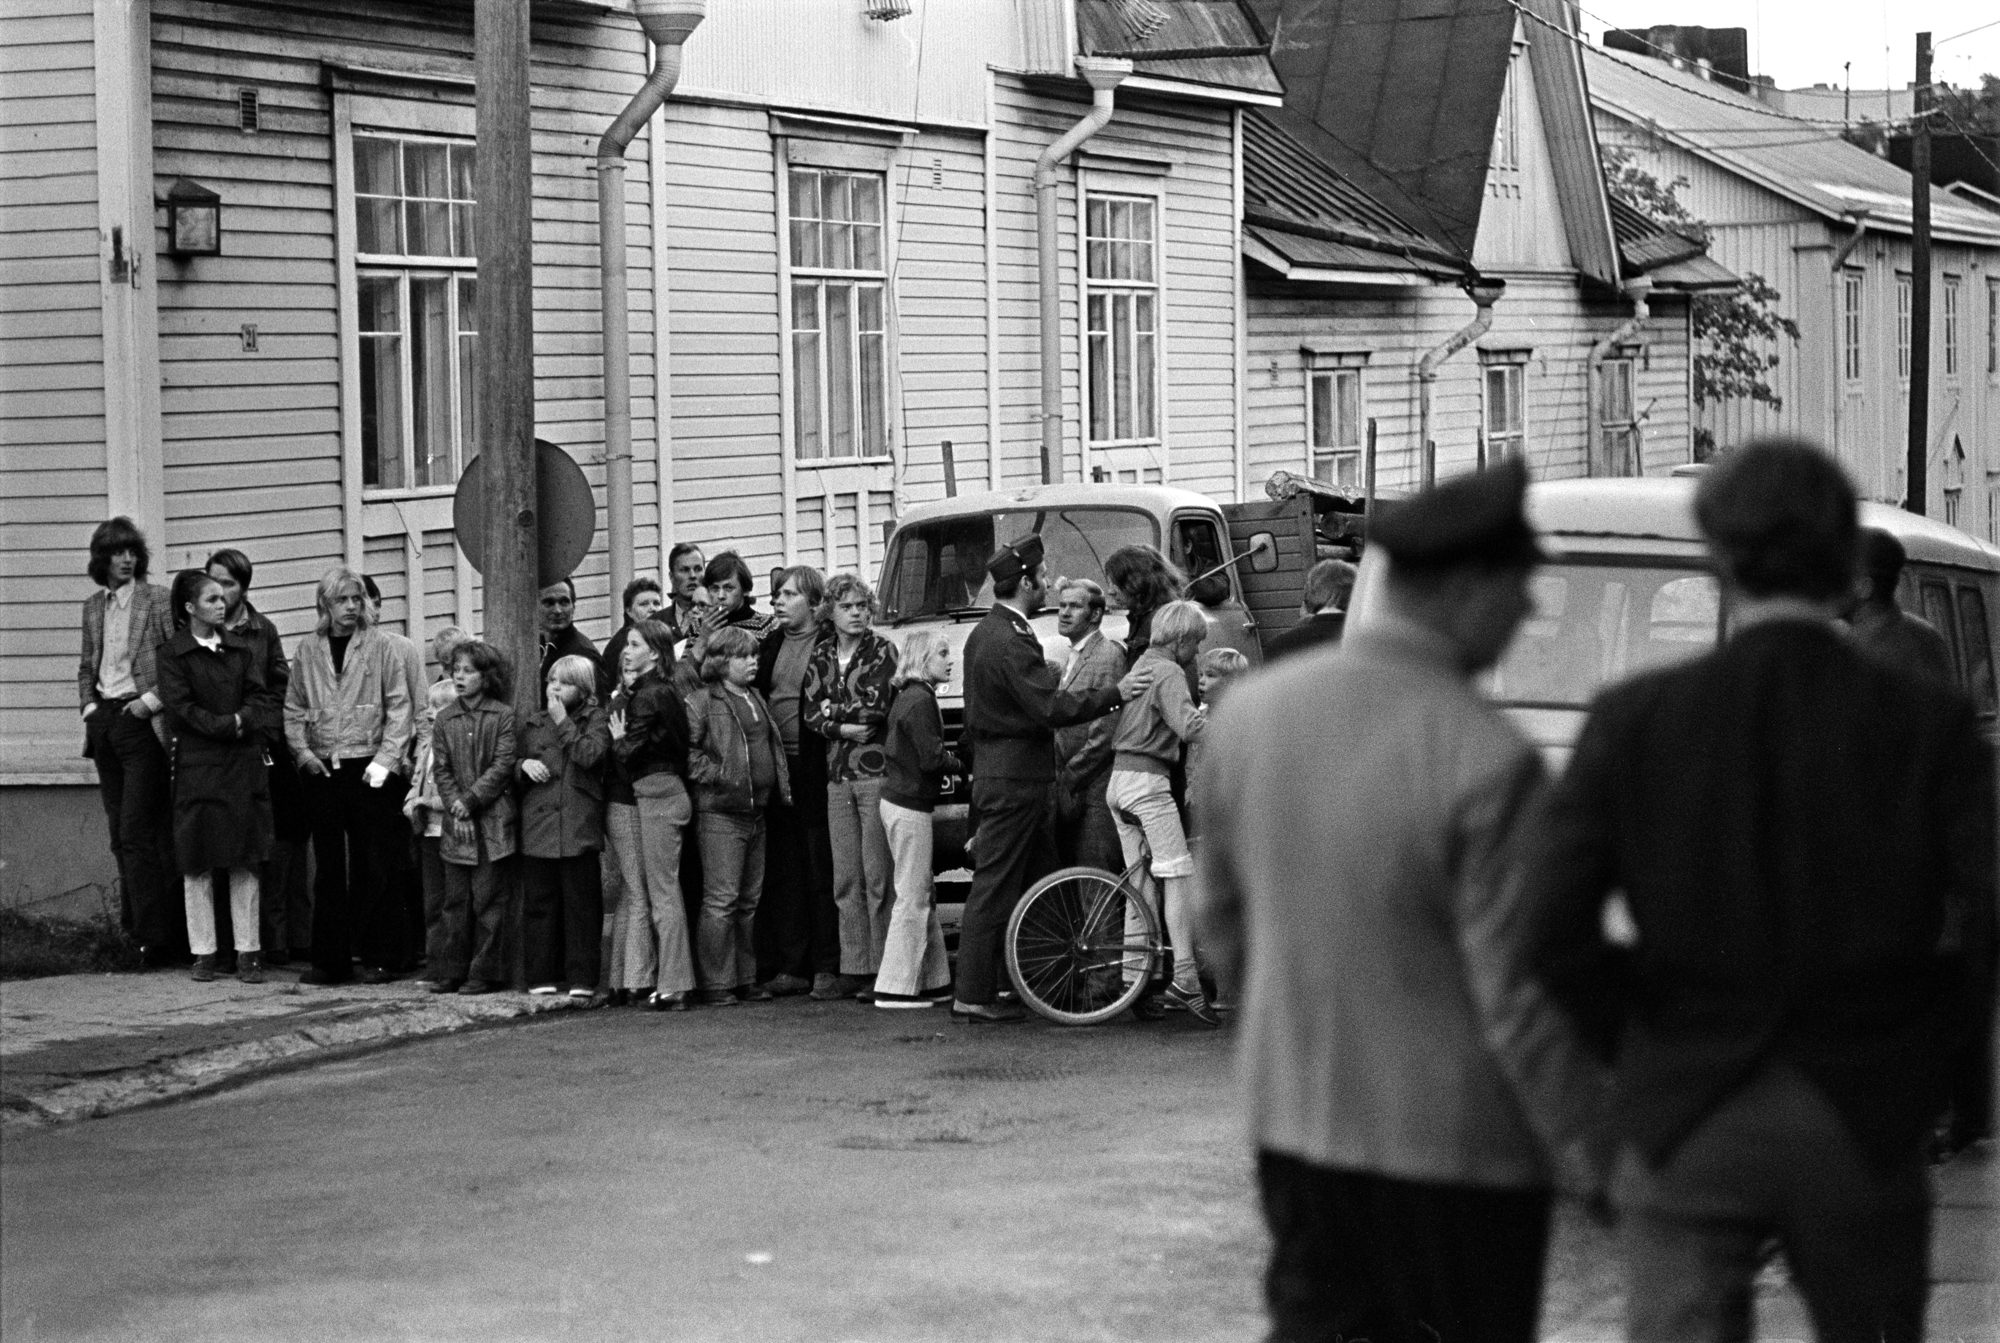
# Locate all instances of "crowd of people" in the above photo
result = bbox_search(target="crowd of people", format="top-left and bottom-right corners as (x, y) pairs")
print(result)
(76, 524), (1253, 1018)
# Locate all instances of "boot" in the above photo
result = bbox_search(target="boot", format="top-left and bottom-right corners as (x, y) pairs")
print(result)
(190, 955), (217, 983)
(236, 952), (265, 985)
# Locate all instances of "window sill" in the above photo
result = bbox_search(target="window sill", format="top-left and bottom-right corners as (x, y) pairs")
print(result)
(363, 485), (458, 502)
(1088, 440), (1163, 451)
(796, 455), (892, 469)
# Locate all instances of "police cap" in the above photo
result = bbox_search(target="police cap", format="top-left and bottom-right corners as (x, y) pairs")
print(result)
(1370, 458), (1545, 570)
(987, 532), (1045, 583)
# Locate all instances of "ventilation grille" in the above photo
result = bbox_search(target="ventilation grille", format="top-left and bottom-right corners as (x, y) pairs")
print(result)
(237, 88), (259, 133)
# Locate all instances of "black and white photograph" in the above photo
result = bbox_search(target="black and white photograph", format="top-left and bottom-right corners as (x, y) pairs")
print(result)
(2, 0), (1996, 1338)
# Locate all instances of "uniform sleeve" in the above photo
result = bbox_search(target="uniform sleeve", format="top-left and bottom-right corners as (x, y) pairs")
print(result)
(1005, 635), (1121, 730)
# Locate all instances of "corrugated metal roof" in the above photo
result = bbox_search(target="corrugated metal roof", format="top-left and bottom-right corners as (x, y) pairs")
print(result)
(1242, 110), (1445, 253)
(1608, 195), (1703, 267)
(1075, 0), (1284, 95)
(1641, 253), (1739, 289)
(1587, 46), (2000, 245)
(1519, 0), (1620, 286)
(1245, 223), (1440, 275)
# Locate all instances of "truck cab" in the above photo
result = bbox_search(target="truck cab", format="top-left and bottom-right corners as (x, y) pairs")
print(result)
(876, 482), (1258, 869)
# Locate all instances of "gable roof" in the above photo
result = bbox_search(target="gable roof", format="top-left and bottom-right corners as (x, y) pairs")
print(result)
(1517, 0), (1619, 286)
(1586, 46), (2000, 247)
(1075, 0), (1283, 97)
(1246, 0), (1518, 259)
(1608, 196), (1738, 290)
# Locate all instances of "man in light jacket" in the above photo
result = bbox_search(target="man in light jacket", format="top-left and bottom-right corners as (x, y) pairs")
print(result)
(1050, 577), (1124, 873)
(285, 566), (415, 986)
(1197, 460), (1605, 1343)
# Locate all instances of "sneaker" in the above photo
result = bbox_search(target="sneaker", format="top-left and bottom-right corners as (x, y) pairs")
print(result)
(873, 992), (935, 1010)
(236, 952), (265, 985)
(567, 987), (596, 1001)
(761, 973), (812, 997)
(456, 979), (501, 996)
(648, 991), (691, 1012)
(696, 988), (740, 1007)
(735, 984), (774, 1002)
(528, 984), (560, 996)
(1162, 983), (1221, 1026)
(190, 954), (217, 983)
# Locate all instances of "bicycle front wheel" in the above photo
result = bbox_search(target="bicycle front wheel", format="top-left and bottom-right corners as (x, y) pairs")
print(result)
(1005, 865), (1162, 1026)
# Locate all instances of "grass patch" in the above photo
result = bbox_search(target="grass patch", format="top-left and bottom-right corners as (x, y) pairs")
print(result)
(0, 908), (143, 980)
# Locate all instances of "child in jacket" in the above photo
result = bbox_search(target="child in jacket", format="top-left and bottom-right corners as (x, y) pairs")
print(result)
(685, 624), (791, 1004)
(517, 653), (611, 999)
(873, 630), (960, 1007)
(431, 640), (519, 995)
(405, 677), (461, 990)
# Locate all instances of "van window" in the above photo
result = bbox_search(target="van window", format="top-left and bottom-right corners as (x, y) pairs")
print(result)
(1174, 516), (1230, 605)
(1919, 580), (1963, 681)
(879, 508), (1159, 621)
(1956, 587), (1997, 715)
(1487, 564), (1720, 708)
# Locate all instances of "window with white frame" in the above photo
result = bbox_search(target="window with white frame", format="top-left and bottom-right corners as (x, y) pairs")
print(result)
(1897, 272), (1913, 382)
(787, 166), (889, 460)
(1944, 439), (1965, 528)
(1600, 357), (1639, 475)
(1308, 365), (1364, 488)
(354, 133), (479, 492)
(1989, 278), (1999, 376)
(1483, 362), (1526, 463)
(1084, 194), (1160, 446)
(1943, 274), (1961, 380)
(1842, 269), (1864, 383)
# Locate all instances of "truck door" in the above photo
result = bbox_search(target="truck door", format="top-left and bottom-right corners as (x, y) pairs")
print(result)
(1171, 511), (1258, 664)
(1219, 496), (1318, 649)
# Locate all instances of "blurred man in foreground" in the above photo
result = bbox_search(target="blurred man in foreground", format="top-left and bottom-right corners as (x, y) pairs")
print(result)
(1517, 440), (1995, 1341)
(1198, 460), (1603, 1343)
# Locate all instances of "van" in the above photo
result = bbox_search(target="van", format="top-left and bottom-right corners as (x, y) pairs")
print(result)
(1352, 476), (2000, 768)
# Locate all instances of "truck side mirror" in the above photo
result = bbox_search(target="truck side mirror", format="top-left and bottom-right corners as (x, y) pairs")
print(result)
(1246, 532), (1277, 573)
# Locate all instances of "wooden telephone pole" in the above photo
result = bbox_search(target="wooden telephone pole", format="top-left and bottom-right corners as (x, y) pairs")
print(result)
(475, 0), (539, 701)
(1905, 31), (1932, 516)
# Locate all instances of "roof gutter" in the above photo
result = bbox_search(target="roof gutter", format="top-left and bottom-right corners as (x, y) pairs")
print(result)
(598, 1), (704, 611)
(1416, 275), (1505, 488)
(1037, 57), (1131, 485)
(1587, 277), (1652, 477)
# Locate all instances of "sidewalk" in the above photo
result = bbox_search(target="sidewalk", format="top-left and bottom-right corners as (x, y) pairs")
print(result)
(0, 963), (585, 1129)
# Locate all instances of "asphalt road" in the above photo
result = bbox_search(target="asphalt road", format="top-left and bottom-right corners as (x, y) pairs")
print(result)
(0, 999), (1623, 1343)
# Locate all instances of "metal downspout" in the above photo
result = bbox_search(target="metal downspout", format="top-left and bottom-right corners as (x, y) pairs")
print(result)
(1416, 276), (1504, 488)
(1036, 57), (1131, 485)
(599, 1), (705, 611)
(1587, 278), (1651, 476)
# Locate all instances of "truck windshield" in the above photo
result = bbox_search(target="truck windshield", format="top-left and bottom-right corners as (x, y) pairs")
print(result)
(880, 508), (1159, 621)
(1486, 562), (1721, 708)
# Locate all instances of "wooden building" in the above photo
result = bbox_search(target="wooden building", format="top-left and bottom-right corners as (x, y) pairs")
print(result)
(1240, 0), (1735, 493)
(0, 0), (1281, 907)
(1588, 44), (2000, 527)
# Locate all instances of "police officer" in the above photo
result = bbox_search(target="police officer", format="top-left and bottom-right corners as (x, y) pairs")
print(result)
(955, 535), (1152, 1023)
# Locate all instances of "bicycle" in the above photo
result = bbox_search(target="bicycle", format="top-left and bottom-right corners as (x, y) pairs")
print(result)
(1003, 856), (1166, 1025)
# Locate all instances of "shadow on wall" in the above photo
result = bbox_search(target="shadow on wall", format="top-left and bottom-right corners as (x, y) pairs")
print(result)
(0, 786), (119, 921)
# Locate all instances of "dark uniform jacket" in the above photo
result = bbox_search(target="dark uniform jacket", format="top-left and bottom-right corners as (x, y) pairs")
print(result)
(1519, 617), (1997, 1169)
(538, 624), (600, 689)
(962, 605), (1120, 782)
(1262, 610), (1346, 665)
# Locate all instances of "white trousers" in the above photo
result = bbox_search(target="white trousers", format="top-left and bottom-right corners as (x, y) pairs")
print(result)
(1105, 769), (1199, 994)
(185, 868), (261, 956)
(876, 800), (951, 997)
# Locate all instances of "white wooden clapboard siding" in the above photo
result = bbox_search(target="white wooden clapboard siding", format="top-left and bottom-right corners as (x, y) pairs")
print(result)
(0, 1), (106, 768)
(990, 79), (1239, 497)
(143, 0), (663, 653)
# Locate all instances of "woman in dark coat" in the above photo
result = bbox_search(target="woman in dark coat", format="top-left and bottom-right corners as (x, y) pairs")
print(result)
(156, 569), (279, 983)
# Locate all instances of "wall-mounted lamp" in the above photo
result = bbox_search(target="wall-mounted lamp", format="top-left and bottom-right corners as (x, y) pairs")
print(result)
(162, 178), (222, 257)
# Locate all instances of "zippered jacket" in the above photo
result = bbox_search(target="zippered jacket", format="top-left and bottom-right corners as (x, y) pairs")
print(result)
(283, 625), (416, 772)
(685, 682), (791, 815)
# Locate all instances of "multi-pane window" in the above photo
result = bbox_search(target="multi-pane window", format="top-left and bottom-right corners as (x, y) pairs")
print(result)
(1600, 358), (1639, 475)
(1842, 269), (1864, 383)
(1484, 363), (1526, 462)
(354, 134), (479, 492)
(1897, 273), (1913, 382)
(788, 167), (889, 460)
(1943, 275), (1960, 379)
(1084, 195), (1159, 445)
(1308, 368), (1363, 488)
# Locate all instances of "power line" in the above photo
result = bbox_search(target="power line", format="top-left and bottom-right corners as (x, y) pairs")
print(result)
(1935, 18), (2000, 47)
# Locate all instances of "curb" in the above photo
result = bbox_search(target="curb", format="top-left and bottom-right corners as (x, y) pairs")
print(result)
(2, 992), (585, 1131)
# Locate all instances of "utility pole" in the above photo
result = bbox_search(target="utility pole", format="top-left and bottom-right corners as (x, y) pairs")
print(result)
(1906, 30), (1931, 515)
(475, 0), (539, 701)
(1843, 61), (1850, 125)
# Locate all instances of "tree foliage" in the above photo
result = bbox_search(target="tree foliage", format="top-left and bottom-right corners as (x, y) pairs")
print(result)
(1600, 148), (1800, 451)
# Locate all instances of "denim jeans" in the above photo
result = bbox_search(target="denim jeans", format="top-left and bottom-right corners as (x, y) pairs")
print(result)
(606, 793), (696, 995)
(1106, 768), (1200, 994)
(184, 868), (260, 956)
(439, 856), (509, 983)
(696, 809), (766, 990)
(875, 800), (950, 997)
(825, 775), (894, 974)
